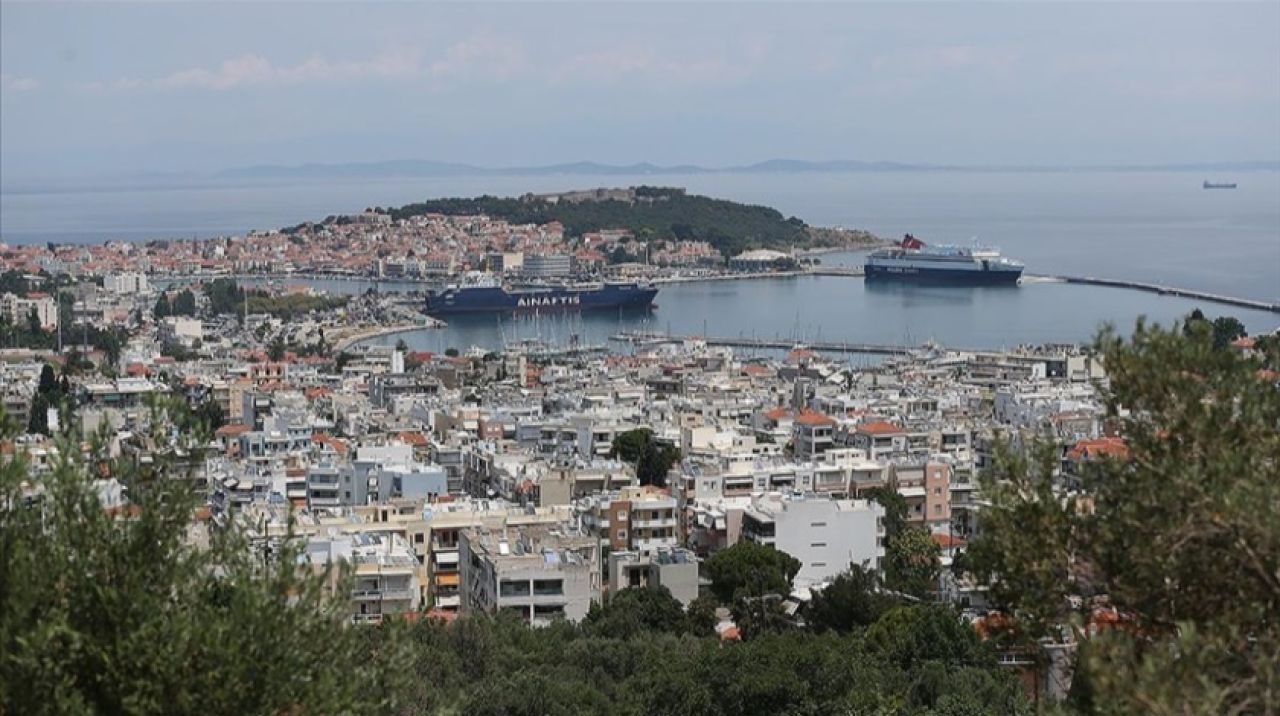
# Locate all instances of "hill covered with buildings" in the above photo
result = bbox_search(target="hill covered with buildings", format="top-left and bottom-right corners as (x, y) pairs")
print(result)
(382, 186), (877, 258)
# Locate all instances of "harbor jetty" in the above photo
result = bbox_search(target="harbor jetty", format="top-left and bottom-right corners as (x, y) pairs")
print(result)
(1040, 275), (1280, 314)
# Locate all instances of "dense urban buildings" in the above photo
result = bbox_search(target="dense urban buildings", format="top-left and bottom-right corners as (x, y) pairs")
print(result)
(3, 202), (1275, 712)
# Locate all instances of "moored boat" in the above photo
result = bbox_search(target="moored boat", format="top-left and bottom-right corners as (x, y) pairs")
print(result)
(864, 234), (1024, 285)
(425, 276), (658, 316)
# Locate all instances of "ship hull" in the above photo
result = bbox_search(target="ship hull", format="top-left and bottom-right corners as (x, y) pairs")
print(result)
(864, 263), (1022, 285)
(426, 284), (658, 316)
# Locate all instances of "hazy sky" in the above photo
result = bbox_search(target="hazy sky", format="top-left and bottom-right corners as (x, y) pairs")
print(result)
(2, 2), (1278, 183)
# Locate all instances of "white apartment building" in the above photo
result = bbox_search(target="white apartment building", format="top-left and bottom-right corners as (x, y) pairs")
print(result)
(104, 273), (150, 294)
(304, 532), (421, 625)
(1, 293), (58, 331)
(741, 492), (885, 588)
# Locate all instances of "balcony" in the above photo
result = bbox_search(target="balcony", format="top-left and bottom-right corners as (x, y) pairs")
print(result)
(354, 554), (418, 574)
(631, 516), (677, 529)
(433, 550), (460, 566)
(634, 537), (677, 553)
(434, 572), (460, 587)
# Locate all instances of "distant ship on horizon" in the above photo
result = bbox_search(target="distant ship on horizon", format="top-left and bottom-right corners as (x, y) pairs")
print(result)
(1203, 180), (1238, 189)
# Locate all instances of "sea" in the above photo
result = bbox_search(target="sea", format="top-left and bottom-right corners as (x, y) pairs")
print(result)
(3, 171), (1278, 353)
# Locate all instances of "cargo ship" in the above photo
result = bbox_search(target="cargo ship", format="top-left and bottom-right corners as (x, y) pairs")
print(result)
(425, 277), (658, 316)
(865, 234), (1023, 285)
(1203, 180), (1237, 189)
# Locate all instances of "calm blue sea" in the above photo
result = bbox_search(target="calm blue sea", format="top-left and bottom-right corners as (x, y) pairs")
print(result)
(5, 171), (1278, 349)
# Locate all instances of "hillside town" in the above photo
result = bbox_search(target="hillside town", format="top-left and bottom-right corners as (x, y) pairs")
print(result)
(0, 190), (870, 285)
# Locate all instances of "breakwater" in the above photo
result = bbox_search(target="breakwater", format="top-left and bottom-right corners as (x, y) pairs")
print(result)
(1036, 275), (1280, 314)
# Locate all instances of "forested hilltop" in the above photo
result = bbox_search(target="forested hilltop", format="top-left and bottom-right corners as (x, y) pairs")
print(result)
(383, 186), (878, 257)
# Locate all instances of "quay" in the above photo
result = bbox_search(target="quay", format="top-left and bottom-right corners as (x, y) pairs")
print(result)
(610, 331), (919, 356)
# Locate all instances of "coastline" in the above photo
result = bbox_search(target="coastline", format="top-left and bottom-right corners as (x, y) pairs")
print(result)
(333, 322), (439, 352)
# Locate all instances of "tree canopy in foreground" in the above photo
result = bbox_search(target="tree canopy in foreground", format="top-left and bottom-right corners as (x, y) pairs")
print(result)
(967, 318), (1279, 714)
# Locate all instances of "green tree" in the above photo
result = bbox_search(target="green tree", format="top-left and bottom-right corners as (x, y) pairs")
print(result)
(866, 605), (995, 671)
(884, 525), (942, 599)
(0, 416), (402, 715)
(26, 306), (42, 334)
(866, 485), (909, 541)
(173, 288), (197, 317)
(582, 586), (688, 639)
(193, 397), (225, 432)
(805, 563), (894, 634)
(37, 363), (58, 395)
(1210, 315), (1246, 349)
(153, 292), (171, 320)
(730, 592), (793, 640)
(965, 439), (1079, 638)
(203, 278), (245, 316)
(610, 428), (680, 487)
(703, 540), (801, 605)
(267, 339), (287, 362)
(969, 319), (1280, 714)
(611, 427), (653, 463)
(26, 393), (50, 435)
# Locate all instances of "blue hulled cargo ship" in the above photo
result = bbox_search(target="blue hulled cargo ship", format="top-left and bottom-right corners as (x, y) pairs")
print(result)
(425, 279), (658, 316)
(865, 234), (1023, 285)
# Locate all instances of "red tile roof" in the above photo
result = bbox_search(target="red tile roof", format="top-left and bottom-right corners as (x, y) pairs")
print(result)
(858, 421), (903, 435)
(397, 431), (429, 447)
(215, 424), (251, 438)
(931, 533), (968, 549)
(1231, 336), (1256, 349)
(794, 410), (836, 427)
(1066, 437), (1129, 461)
(763, 406), (791, 421)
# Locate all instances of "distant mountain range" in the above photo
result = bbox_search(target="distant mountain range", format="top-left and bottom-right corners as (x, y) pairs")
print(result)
(216, 158), (1280, 181)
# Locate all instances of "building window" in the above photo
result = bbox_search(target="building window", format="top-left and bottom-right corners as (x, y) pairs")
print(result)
(533, 579), (563, 596)
(414, 533), (425, 544)
(616, 530), (627, 541)
(811, 562), (826, 568)
(810, 542), (827, 548)
(499, 580), (531, 598)
(810, 522), (827, 528)
(533, 604), (565, 619)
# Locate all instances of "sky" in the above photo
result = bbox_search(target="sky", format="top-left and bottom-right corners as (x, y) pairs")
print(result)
(2, 2), (1278, 185)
